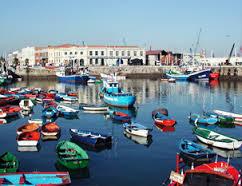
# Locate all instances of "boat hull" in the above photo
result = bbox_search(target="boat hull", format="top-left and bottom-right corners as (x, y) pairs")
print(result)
(188, 69), (211, 81)
(103, 94), (136, 108)
(57, 75), (89, 84)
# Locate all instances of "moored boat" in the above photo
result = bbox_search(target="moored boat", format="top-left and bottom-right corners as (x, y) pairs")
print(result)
(0, 152), (19, 173)
(179, 139), (216, 164)
(70, 129), (112, 147)
(56, 140), (89, 169)
(57, 104), (79, 117)
(153, 112), (176, 127)
(41, 122), (60, 136)
(193, 127), (242, 150)
(17, 131), (40, 146)
(16, 123), (39, 135)
(111, 111), (131, 123)
(80, 103), (109, 112)
(28, 119), (43, 126)
(0, 105), (21, 118)
(189, 113), (218, 125)
(19, 99), (34, 111)
(213, 110), (242, 125)
(0, 171), (71, 185)
(123, 122), (151, 137)
(42, 106), (59, 119)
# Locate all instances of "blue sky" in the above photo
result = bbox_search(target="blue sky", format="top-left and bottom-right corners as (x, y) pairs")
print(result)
(0, 0), (241, 56)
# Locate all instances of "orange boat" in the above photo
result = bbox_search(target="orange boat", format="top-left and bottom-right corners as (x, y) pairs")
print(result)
(41, 122), (60, 136)
(17, 123), (39, 135)
(68, 92), (78, 97)
(17, 131), (40, 146)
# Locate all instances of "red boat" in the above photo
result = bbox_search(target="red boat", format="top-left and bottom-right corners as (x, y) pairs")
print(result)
(112, 111), (131, 123)
(0, 96), (19, 106)
(209, 72), (220, 80)
(17, 123), (39, 135)
(155, 124), (175, 132)
(68, 92), (78, 97)
(0, 105), (21, 118)
(153, 112), (176, 127)
(41, 122), (60, 136)
(168, 154), (241, 186)
(17, 131), (40, 146)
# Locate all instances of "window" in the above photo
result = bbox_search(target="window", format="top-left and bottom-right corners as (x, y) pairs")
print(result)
(101, 58), (104, 65)
(127, 51), (130, 56)
(70, 52), (72, 55)
(101, 51), (104, 55)
(122, 51), (125, 56)
(95, 51), (98, 56)
(116, 51), (119, 56)
(95, 58), (98, 64)
(140, 51), (143, 56)
(110, 51), (113, 56)
(89, 51), (93, 56)
(64, 52), (67, 55)
(75, 51), (77, 55)
(80, 51), (83, 55)
(134, 51), (137, 56)
(90, 59), (93, 65)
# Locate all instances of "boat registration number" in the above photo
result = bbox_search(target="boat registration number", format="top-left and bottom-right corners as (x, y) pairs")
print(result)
(169, 171), (184, 184)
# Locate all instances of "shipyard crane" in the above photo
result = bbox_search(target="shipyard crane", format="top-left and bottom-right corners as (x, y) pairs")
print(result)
(225, 43), (235, 65)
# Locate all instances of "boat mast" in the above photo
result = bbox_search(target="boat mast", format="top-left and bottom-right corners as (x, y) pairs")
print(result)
(193, 28), (202, 66)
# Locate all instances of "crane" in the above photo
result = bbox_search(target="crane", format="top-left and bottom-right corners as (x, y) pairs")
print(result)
(225, 43), (235, 65)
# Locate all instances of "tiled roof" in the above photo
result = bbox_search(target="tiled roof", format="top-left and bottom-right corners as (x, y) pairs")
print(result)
(146, 50), (163, 55)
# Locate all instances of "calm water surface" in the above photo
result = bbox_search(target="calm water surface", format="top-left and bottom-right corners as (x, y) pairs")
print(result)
(1, 79), (242, 186)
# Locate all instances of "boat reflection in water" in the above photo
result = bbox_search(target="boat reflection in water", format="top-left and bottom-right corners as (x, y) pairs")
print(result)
(209, 79), (220, 88)
(41, 134), (61, 142)
(123, 131), (153, 147)
(155, 124), (175, 133)
(55, 162), (90, 179)
(197, 141), (242, 158)
(17, 145), (41, 152)
(70, 138), (112, 153)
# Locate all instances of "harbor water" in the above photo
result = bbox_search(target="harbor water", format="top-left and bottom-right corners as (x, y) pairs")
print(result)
(1, 79), (242, 186)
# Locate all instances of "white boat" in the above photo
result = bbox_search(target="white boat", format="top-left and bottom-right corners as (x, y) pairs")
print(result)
(56, 104), (79, 116)
(193, 127), (242, 150)
(213, 110), (242, 120)
(80, 103), (109, 111)
(100, 73), (126, 80)
(168, 78), (176, 83)
(123, 122), (151, 137)
(16, 131), (40, 146)
(19, 99), (34, 111)
(123, 131), (152, 146)
(62, 95), (78, 102)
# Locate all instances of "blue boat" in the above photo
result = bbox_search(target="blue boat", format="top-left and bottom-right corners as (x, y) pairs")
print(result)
(189, 113), (218, 125)
(101, 79), (136, 107)
(166, 68), (211, 81)
(42, 106), (59, 119)
(179, 139), (216, 164)
(56, 68), (89, 84)
(0, 172), (71, 185)
(70, 129), (112, 147)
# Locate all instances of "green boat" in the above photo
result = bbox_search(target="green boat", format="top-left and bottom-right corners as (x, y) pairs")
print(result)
(56, 140), (89, 170)
(217, 115), (235, 128)
(95, 79), (103, 84)
(0, 152), (19, 173)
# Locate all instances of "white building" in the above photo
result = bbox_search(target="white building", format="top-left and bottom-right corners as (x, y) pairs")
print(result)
(47, 44), (145, 67)
(19, 47), (36, 66)
(200, 56), (242, 66)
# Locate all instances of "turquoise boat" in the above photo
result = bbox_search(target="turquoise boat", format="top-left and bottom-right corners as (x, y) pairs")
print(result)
(101, 79), (136, 108)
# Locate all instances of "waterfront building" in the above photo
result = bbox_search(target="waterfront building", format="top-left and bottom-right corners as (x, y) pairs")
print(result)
(8, 44), (145, 67)
(200, 57), (242, 66)
(146, 50), (182, 66)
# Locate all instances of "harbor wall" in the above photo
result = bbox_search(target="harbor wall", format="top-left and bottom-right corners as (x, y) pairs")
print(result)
(16, 66), (242, 80)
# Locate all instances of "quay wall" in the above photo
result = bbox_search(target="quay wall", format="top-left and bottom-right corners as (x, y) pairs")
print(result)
(16, 66), (242, 80)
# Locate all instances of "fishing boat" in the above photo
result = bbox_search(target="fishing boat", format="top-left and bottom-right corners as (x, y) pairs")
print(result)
(28, 119), (43, 126)
(153, 112), (176, 127)
(193, 127), (242, 150)
(56, 67), (89, 84)
(169, 160), (241, 186)
(0, 105), (21, 118)
(17, 131), (40, 146)
(189, 113), (218, 125)
(57, 105), (79, 117)
(166, 70), (189, 81)
(0, 172), (71, 185)
(56, 140), (89, 169)
(19, 99), (34, 112)
(101, 79), (136, 108)
(123, 122), (152, 137)
(70, 129), (112, 147)
(16, 123), (39, 135)
(42, 106), (59, 119)
(41, 122), (60, 136)
(179, 139), (216, 164)
(0, 152), (19, 173)
(80, 103), (109, 112)
(111, 111), (131, 123)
